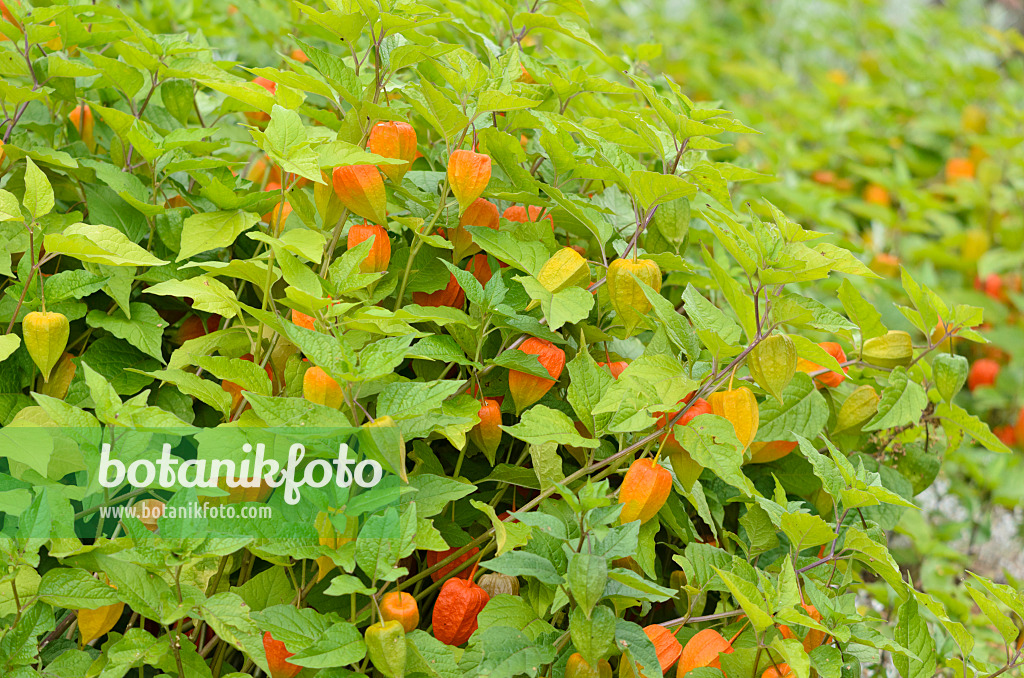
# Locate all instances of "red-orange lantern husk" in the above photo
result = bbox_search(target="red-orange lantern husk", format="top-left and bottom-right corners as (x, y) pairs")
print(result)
(468, 398), (502, 460)
(656, 398), (713, 455)
(618, 458), (672, 524)
(968, 358), (1000, 391)
(748, 440), (798, 464)
(380, 591), (420, 633)
(245, 78), (277, 124)
(503, 205), (554, 230)
(467, 253), (493, 287)
(678, 629), (735, 673)
(332, 164), (387, 224)
(291, 309), (315, 331)
(447, 150), (491, 212)
(508, 337), (566, 411)
(69, 103), (95, 149)
(432, 577), (490, 646)
(644, 624), (683, 673)
(450, 198), (499, 258)
(779, 603), (829, 652)
(426, 546), (480, 582)
(347, 222), (391, 273)
(412, 273), (465, 308)
(598, 361), (629, 379)
(368, 121), (417, 183)
(303, 366), (343, 409)
(263, 631), (302, 678)
(797, 341), (848, 389)
(762, 664), (796, 678)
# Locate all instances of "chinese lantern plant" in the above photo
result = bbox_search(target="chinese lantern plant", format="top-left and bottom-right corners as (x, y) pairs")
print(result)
(0, 1), (1020, 678)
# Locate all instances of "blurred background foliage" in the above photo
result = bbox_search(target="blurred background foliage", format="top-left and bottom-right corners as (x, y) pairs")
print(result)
(596, 0), (1024, 654)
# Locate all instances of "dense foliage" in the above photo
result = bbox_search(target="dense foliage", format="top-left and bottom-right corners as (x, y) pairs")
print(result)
(0, 1), (1022, 678)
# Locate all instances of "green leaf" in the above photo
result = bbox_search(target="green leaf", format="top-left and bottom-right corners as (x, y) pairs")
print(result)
(0, 334), (20, 362)
(145, 276), (241, 318)
(934, 402), (1012, 454)
(566, 344), (614, 435)
(86, 303), (168, 362)
(405, 473), (477, 517)
(23, 158), (54, 219)
(679, 414), (756, 496)
(177, 210), (260, 261)
(273, 244), (322, 298)
(810, 646), (844, 678)
(0, 188), (23, 221)
(634, 278), (700, 359)
(473, 625), (557, 677)
(740, 503), (779, 555)
(242, 394), (352, 429)
(837, 279), (885, 341)
(795, 435), (846, 499)
(440, 259), (486, 309)
(790, 335), (845, 374)
(37, 568), (121, 609)
(567, 554), (607, 615)
(194, 356), (272, 396)
(288, 623), (367, 669)
(910, 589), (974, 658)
(529, 441), (565, 491)
(483, 551), (563, 586)
(516, 276), (594, 330)
(80, 339), (159, 396)
(542, 184), (614, 248)
(45, 223), (168, 267)
(471, 500), (531, 555)
(355, 507), (416, 583)
(357, 335), (413, 382)
(615, 619), (662, 678)
(702, 248), (756, 341)
(475, 89), (542, 115)
(137, 368), (232, 417)
(43, 269), (108, 304)
(713, 567), (774, 632)
(230, 566), (295, 612)
(964, 581), (1018, 645)
(378, 380), (463, 420)
(687, 162), (732, 209)
(491, 349), (555, 380)
(682, 283), (742, 357)
(779, 512), (837, 552)
(476, 595), (554, 639)
(769, 638), (811, 678)
(862, 367), (927, 432)
(405, 80), (469, 142)
(843, 526), (904, 591)
(569, 605), (616, 666)
(756, 373), (829, 442)
(407, 630), (462, 678)
(408, 335), (479, 368)
(467, 226), (549, 276)
(502, 405), (599, 449)
(774, 294), (858, 336)
(967, 572), (1024, 623)
(629, 170), (699, 210)
(200, 593), (266, 670)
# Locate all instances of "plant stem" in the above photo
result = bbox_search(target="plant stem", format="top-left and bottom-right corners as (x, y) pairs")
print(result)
(320, 208), (351, 277)
(74, 487), (151, 519)
(394, 191), (454, 311)
(661, 608), (747, 628)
